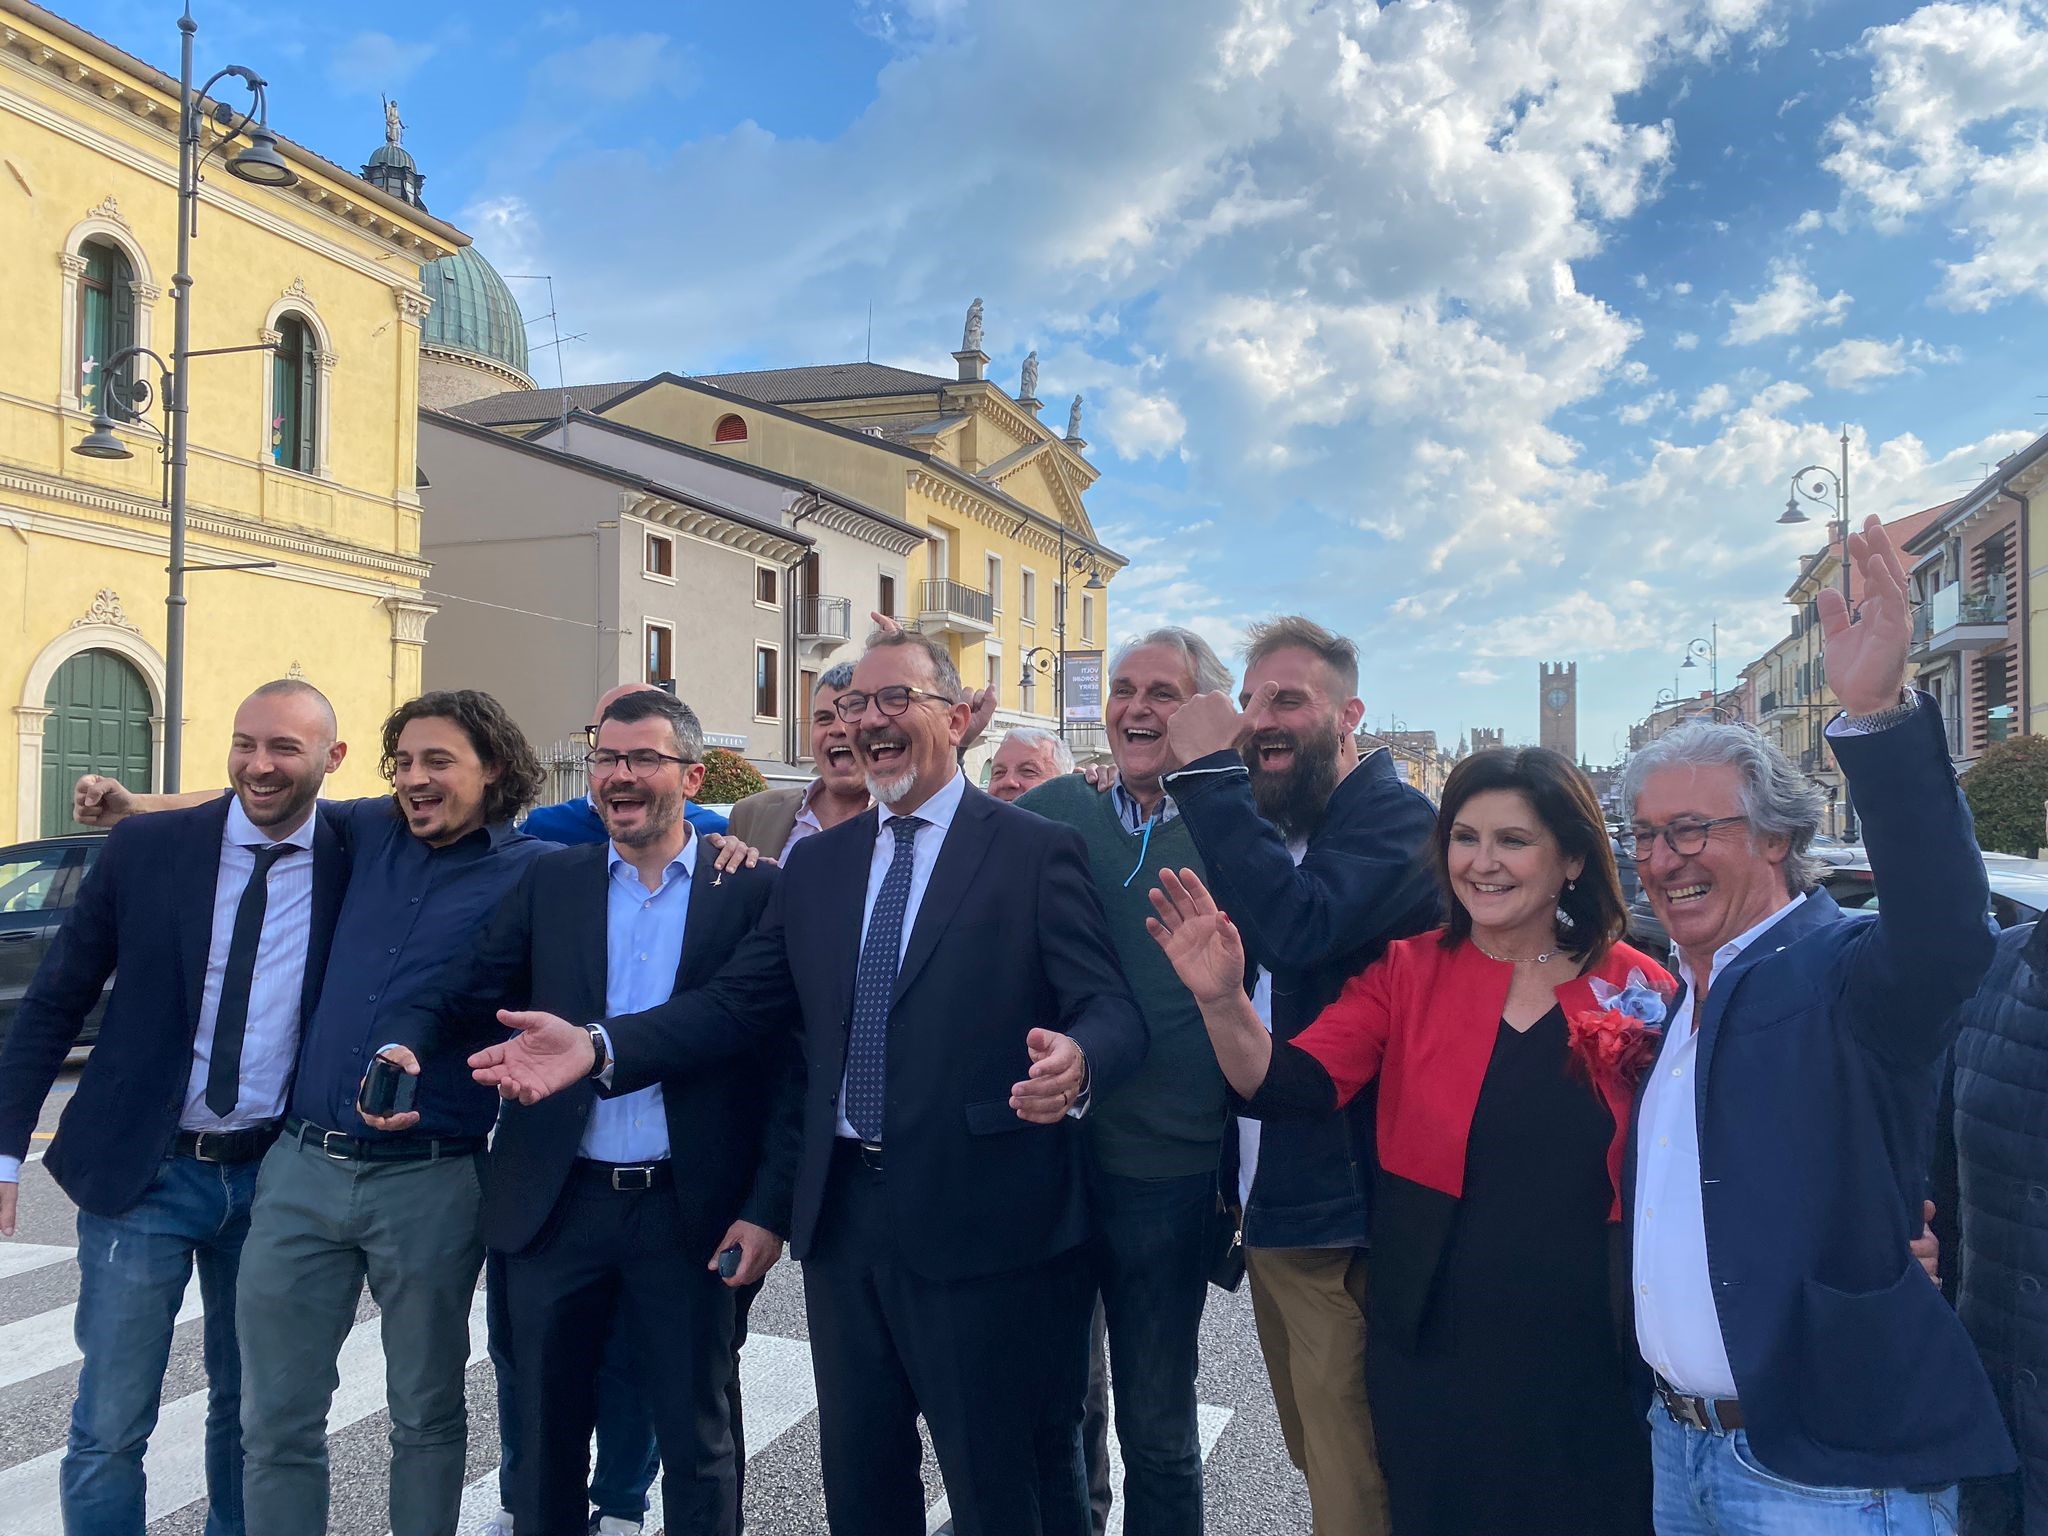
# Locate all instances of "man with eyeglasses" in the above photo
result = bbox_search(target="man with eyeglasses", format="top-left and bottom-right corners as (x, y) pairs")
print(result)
(467, 628), (1148, 1536)
(521, 681), (730, 846)
(1617, 516), (2012, 1535)
(363, 688), (798, 1535)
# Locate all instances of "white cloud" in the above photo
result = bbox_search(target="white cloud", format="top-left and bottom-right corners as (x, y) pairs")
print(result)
(1099, 389), (1188, 459)
(1827, 0), (2048, 308)
(1688, 382), (1733, 419)
(1618, 390), (1675, 424)
(1674, 331), (1699, 349)
(1809, 334), (1964, 389)
(1672, 280), (1693, 296)
(1458, 665), (1504, 686)
(1725, 258), (1852, 343)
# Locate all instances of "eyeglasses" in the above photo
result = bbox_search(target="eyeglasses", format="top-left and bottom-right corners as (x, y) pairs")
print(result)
(1616, 815), (1748, 863)
(832, 684), (953, 721)
(584, 748), (696, 777)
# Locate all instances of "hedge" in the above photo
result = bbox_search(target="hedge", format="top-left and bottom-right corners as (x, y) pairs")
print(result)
(1963, 733), (2048, 856)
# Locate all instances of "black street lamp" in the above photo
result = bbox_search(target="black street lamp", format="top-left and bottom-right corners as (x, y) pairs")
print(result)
(1019, 646), (1062, 740)
(1775, 425), (1856, 837)
(1680, 623), (1719, 705)
(70, 4), (297, 792)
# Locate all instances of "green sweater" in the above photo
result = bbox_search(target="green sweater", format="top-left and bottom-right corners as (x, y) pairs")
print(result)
(1017, 776), (1227, 1178)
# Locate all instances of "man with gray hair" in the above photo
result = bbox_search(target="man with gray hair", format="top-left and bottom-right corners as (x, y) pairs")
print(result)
(1620, 515), (2011, 1533)
(1016, 627), (1234, 1535)
(728, 661), (873, 859)
(990, 727), (1076, 803)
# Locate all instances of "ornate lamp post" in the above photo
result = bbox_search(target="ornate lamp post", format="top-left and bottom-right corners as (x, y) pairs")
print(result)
(1680, 624), (1719, 707)
(1775, 426), (1857, 838)
(69, 4), (296, 790)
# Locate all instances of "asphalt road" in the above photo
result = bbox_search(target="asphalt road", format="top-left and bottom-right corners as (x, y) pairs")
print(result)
(0, 1064), (1315, 1534)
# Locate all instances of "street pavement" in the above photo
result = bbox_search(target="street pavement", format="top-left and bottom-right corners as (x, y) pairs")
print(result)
(1, 1065), (1315, 1534)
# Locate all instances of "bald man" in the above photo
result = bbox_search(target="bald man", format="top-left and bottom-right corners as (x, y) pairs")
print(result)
(521, 683), (729, 844)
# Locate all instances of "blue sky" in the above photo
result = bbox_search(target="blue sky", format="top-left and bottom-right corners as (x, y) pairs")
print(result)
(62, 0), (2048, 760)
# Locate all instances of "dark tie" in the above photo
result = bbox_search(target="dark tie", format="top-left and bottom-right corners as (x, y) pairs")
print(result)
(205, 843), (295, 1119)
(843, 816), (926, 1142)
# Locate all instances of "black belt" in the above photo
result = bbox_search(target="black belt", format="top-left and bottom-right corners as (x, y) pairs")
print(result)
(172, 1122), (282, 1164)
(832, 1136), (886, 1173)
(284, 1116), (485, 1163)
(571, 1158), (673, 1192)
(1656, 1375), (1745, 1433)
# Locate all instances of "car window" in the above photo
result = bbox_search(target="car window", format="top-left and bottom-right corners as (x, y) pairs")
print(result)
(1990, 895), (2041, 930)
(0, 847), (86, 914)
(1825, 879), (1880, 911)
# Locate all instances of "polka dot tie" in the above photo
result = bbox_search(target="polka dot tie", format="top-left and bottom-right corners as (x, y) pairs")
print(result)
(844, 815), (926, 1143)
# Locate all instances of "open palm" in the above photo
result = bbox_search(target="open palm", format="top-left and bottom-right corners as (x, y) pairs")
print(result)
(1817, 514), (1911, 717)
(1145, 867), (1246, 1006)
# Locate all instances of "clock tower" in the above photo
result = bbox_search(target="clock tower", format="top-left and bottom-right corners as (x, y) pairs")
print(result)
(1539, 662), (1578, 761)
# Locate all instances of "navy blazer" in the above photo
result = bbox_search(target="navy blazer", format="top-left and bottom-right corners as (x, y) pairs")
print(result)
(0, 796), (346, 1217)
(379, 843), (801, 1258)
(603, 782), (1149, 1283)
(1621, 695), (2014, 1489)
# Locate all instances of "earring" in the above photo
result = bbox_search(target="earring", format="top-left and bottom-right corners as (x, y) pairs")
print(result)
(1556, 880), (1577, 929)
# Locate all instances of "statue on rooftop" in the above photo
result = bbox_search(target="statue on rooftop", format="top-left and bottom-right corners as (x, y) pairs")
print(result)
(383, 96), (404, 146)
(1066, 394), (1084, 439)
(1020, 350), (1039, 401)
(962, 298), (984, 353)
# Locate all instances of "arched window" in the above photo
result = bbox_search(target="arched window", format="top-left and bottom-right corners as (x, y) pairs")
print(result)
(77, 239), (136, 414)
(714, 413), (748, 444)
(271, 313), (318, 472)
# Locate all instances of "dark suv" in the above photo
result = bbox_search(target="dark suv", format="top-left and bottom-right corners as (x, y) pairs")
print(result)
(0, 834), (109, 1050)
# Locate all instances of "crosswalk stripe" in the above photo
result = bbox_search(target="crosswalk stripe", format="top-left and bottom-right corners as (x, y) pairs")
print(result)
(0, 1242), (76, 1282)
(438, 1330), (819, 1536)
(0, 1288), (488, 1535)
(0, 1271), (201, 1392)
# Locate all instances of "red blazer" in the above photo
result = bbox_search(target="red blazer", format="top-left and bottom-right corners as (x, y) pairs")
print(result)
(1294, 932), (1674, 1220)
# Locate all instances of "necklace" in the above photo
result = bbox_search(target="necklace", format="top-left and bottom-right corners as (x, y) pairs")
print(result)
(1472, 936), (1557, 965)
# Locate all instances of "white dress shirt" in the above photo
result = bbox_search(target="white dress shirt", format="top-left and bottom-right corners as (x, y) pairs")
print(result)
(835, 769), (968, 1139)
(777, 779), (842, 863)
(582, 834), (696, 1162)
(180, 798), (319, 1133)
(1632, 892), (1807, 1396)
(1236, 837), (1308, 1210)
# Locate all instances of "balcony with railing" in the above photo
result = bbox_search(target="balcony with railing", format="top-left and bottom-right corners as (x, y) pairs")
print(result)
(917, 577), (995, 636)
(1914, 583), (2008, 658)
(1759, 690), (1791, 722)
(796, 593), (853, 657)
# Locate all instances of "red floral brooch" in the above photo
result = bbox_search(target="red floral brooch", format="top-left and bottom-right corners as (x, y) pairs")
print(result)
(1567, 969), (1670, 1093)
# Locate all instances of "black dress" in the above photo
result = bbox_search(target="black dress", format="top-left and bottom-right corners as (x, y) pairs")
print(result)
(1260, 1005), (1652, 1536)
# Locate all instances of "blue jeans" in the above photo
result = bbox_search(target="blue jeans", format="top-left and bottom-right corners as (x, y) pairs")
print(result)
(66, 1152), (260, 1536)
(1089, 1168), (1214, 1536)
(1649, 1403), (1960, 1535)
(488, 1251), (660, 1521)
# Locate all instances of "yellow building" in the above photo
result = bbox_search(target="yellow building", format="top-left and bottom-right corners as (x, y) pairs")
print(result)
(451, 310), (1125, 771)
(0, 0), (469, 839)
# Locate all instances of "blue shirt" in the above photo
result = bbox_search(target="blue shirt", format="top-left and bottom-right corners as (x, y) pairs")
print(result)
(583, 835), (696, 1161)
(520, 794), (728, 845)
(293, 797), (545, 1139)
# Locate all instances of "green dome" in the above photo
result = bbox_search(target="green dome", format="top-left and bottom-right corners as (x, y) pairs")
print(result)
(421, 246), (529, 378)
(366, 142), (417, 173)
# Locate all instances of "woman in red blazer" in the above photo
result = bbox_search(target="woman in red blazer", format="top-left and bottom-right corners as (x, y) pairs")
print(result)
(1150, 747), (1672, 1536)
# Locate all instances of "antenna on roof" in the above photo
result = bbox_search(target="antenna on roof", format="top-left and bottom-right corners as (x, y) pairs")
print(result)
(504, 274), (569, 390)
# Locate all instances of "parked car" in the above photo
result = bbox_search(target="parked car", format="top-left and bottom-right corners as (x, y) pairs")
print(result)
(0, 833), (109, 1051)
(1624, 849), (2048, 958)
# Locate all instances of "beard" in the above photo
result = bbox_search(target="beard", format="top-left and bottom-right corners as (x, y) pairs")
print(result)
(864, 763), (920, 807)
(600, 788), (683, 848)
(1242, 721), (1343, 843)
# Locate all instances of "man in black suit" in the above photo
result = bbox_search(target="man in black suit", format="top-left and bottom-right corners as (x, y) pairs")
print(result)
(365, 689), (798, 1535)
(0, 680), (348, 1536)
(471, 629), (1149, 1536)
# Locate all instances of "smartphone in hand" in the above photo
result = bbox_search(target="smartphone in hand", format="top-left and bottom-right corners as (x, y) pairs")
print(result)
(358, 1056), (419, 1119)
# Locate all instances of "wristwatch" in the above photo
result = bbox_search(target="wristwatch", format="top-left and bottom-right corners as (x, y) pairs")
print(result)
(582, 1022), (610, 1081)
(1841, 690), (1919, 733)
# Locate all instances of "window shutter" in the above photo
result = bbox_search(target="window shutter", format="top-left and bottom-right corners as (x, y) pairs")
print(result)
(109, 252), (136, 406)
(295, 322), (318, 471)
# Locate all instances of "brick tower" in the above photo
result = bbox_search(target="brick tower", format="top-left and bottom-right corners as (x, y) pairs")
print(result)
(1538, 663), (1578, 761)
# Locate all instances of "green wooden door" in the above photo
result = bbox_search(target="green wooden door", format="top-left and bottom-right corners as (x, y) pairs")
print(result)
(41, 650), (153, 833)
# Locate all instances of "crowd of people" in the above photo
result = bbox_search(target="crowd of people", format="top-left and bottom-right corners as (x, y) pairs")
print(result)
(0, 513), (2037, 1536)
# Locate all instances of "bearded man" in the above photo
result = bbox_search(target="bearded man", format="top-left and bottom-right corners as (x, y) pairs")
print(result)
(1159, 616), (1439, 1536)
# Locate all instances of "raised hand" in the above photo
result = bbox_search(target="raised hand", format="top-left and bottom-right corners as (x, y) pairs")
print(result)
(1817, 514), (1911, 717)
(73, 774), (135, 827)
(962, 683), (999, 750)
(1145, 867), (1246, 1005)
(1162, 690), (1251, 772)
(468, 1010), (595, 1105)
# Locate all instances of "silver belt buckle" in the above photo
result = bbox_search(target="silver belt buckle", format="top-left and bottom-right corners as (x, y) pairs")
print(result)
(858, 1139), (884, 1172)
(610, 1164), (655, 1192)
(191, 1132), (223, 1163)
(319, 1130), (354, 1161)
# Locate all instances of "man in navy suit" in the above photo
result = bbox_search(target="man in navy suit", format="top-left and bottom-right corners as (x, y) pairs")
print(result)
(470, 628), (1149, 1536)
(1619, 515), (2015, 1533)
(0, 680), (348, 1536)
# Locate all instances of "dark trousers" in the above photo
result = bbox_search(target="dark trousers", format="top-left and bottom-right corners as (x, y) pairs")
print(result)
(1090, 1168), (1214, 1536)
(504, 1166), (736, 1536)
(804, 1143), (1093, 1536)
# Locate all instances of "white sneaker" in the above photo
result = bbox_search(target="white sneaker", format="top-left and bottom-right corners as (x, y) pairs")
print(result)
(591, 1519), (643, 1535)
(477, 1513), (517, 1536)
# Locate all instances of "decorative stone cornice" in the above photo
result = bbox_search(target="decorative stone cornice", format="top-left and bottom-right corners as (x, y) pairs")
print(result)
(281, 276), (311, 306)
(87, 192), (127, 229)
(624, 492), (808, 563)
(381, 594), (437, 645)
(807, 502), (923, 556)
(397, 290), (433, 322)
(72, 586), (138, 632)
(57, 251), (86, 276)
(131, 280), (159, 302)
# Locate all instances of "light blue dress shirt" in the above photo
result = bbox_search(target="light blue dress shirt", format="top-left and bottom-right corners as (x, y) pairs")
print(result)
(582, 833), (696, 1162)
(181, 797), (317, 1132)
